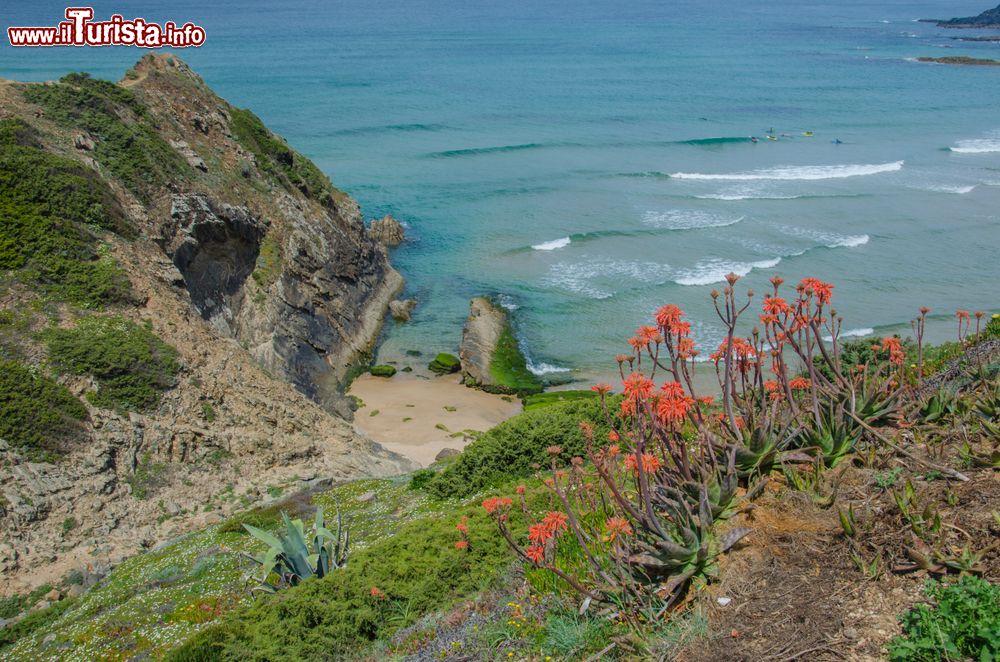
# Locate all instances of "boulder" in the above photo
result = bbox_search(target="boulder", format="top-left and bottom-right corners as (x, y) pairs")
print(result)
(458, 297), (543, 394)
(434, 448), (461, 462)
(458, 297), (507, 387)
(428, 353), (460, 375)
(73, 133), (95, 151)
(370, 365), (397, 378)
(388, 299), (416, 322)
(368, 215), (405, 247)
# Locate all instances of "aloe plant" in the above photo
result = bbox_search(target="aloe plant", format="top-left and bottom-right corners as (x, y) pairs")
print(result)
(242, 507), (349, 594)
(915, 388), (962, 425)
(795, 404), (862, 468)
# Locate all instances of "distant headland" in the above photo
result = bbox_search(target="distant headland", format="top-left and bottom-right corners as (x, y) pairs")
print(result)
(928, 3), (1000, 28)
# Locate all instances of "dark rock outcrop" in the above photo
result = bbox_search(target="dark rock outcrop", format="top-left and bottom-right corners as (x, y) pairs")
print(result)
(938, 4), (1000, 27)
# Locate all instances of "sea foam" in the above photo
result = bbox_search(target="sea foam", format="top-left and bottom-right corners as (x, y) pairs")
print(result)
(824, 327), (875, 342)
(641, 210), (744, 230)
(532, 237), (571, 250)
(950, 138), (1000, 154)
(671, 161), (903, 181)
(673, 257), (782, 286)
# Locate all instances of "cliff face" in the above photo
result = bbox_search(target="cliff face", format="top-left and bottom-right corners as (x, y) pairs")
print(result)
(129, 54), (404, 416)
(0, 54), (413, 593)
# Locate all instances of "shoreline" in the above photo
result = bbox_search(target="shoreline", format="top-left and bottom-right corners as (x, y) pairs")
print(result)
(348, 369), (522, 467)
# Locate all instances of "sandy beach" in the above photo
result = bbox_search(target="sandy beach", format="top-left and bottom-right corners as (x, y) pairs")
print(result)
(348, 370), (522, 466)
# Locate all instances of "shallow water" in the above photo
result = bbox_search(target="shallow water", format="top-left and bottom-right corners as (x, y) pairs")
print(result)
(4, 0), (998, 380)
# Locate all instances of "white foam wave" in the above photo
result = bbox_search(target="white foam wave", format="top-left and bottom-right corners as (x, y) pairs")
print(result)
(823, 327), (875, 342)
(775, 225), (869, 249)
(697, 193), (801, 201)
(532, 237), (571, 251)
(925, 184), (976, 194)
(673, 257), (781, 287)
(641, 209), (744, 230)
(545, 259), (672, 299)
(950, 138), (1000, 154)
(671, 161), (903, 181)
(527, 360), (571, 376)
(496, 293), (519, 311)
(829, 234), (869, 248)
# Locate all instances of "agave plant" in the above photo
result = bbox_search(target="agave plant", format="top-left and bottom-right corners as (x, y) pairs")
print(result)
(242, 507), (349, 594)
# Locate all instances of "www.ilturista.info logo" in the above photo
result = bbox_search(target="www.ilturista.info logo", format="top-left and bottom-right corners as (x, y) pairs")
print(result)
(7, 7), (206, 48)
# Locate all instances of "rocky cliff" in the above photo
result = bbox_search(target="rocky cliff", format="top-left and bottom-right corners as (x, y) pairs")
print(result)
(458, 297), (543, 394)
(938, 4), (1000, 27)
(0, 54), (414, 594)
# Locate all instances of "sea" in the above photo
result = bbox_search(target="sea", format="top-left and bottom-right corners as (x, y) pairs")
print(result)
(3, 0), (999, 382)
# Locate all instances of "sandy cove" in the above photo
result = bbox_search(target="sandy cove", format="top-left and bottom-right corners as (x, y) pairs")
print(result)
(348, 370), (522, 467)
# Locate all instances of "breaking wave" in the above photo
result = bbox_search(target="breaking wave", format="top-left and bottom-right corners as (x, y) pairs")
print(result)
(670, 161), (903, 181)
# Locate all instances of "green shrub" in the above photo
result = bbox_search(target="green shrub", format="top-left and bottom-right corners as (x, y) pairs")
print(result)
(428, 352), (460, 375)
(0, 583), (56, 620)
(229, 108), (344, 207)
(165, 504), (517, 661)
(22, 73), (188, 200)
(45, 316), (180, 411)
(983, 315), (1000, 341)
(369, 365), (397, 378)
(0, 118), (133, 307)
(424, 398), (615, 499)
(888, 576), (1000, 661)
(0, 597), (76, 650)
(0, 358), (88, 460)
(523, 389), (597, 411)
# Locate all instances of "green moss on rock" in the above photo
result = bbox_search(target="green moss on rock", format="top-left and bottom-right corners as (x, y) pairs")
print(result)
(369, 365), (397, 378)
(428, 352), (460, 375)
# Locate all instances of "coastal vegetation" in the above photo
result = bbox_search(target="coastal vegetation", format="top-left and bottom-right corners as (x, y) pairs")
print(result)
(228, 107), (347, 208)
(2, 272), (997, 660)
(22, 73), (189, 201)
(44, 315), (180, 412)
(0, 358), (88, 461)
(0, 117), (133, 308)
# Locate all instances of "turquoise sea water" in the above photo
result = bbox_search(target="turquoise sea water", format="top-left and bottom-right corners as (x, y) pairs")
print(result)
(3, 1), (999, 380)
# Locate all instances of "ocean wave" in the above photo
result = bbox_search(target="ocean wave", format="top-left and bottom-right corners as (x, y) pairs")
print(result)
(774, 225), (870, 249)
(532, 237), (571, 251)
(544, 259), (673, 299)
(428, 142), (557, 158)
(670, 161), (903, 181)
(496, 293), (519, 311)
(331, 123), (448, 136)
(527, 360), (572, 376)
(618, 171), (672, 179)
(949, 138), (1000, 154)
(925, 184), (976, 194)
(641, 210), (745, 230)
(673, 257), (781, 286)
(824, 327), (875, 342)
(675, 136), (752, 146)
(697, 192), (801, 201)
